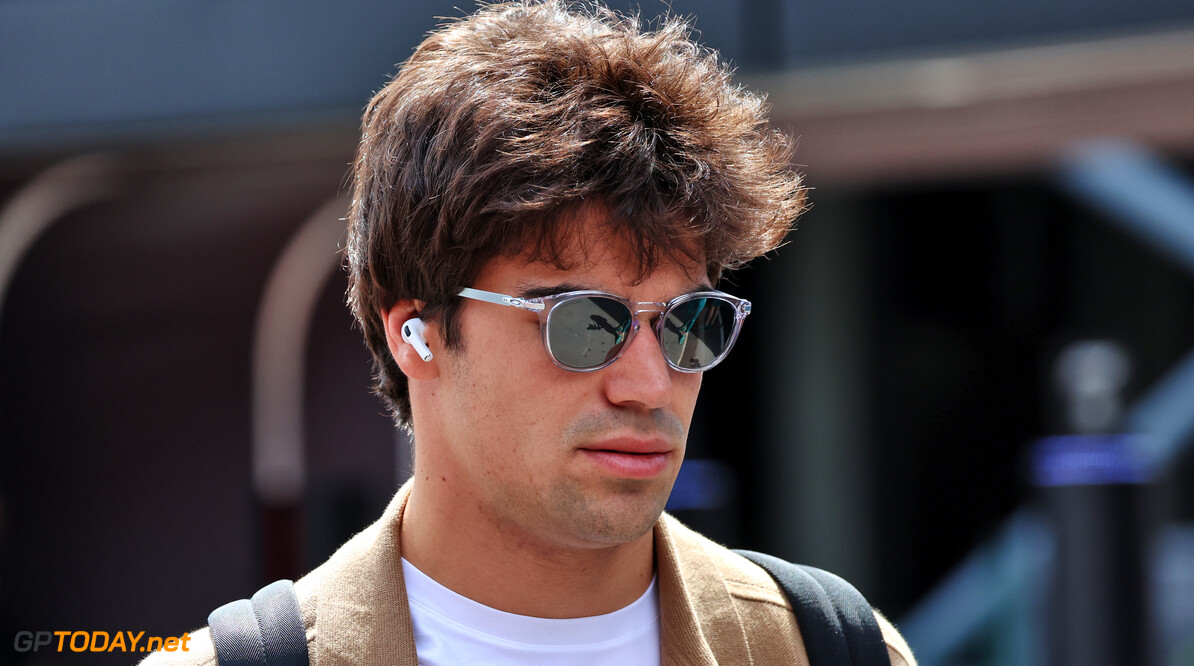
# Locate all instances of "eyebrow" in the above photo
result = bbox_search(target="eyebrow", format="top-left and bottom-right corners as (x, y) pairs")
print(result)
(516, 282), (591, 299)
(514, 281), (714, 300)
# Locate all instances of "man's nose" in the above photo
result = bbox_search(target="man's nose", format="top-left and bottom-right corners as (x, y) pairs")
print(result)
(602, 320), (674, 410)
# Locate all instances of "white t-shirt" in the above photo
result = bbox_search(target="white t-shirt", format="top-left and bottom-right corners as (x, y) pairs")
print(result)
(401, 558), (662, 665)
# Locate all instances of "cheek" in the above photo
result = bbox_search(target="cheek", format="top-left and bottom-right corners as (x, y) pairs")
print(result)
(677, 373), (703, 413)
(669, 374), (704, 437)
(462, 360), (560, 444)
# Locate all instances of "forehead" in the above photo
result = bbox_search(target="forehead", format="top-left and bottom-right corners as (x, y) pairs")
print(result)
(481, 245), (711, 299)
(495, 204), (710, 289)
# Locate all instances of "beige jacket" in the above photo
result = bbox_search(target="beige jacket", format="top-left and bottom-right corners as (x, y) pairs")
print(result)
(144, 483), (915, 665)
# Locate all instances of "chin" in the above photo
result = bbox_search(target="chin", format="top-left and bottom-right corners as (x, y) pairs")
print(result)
(540, 473), (675, 545)
(568, 490), (671, 546)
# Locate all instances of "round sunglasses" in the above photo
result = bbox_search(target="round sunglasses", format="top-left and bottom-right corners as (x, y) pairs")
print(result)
(457, 287), (751, 372)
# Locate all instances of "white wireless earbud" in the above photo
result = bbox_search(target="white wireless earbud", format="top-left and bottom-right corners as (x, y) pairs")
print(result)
(401, 317), (434, 362)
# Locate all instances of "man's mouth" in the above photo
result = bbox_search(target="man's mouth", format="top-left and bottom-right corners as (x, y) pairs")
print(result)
(581, 437), (672, 455)
(579, 438), (673, 478)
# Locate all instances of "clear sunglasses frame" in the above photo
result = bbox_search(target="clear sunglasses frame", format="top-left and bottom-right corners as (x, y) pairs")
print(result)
(457, 287), (752, 373)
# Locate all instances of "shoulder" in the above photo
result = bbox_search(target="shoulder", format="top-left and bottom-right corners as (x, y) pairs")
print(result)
(660, 514), (917, 666)
(138, 570), (323, 666)
(874, 609), (918, 666)
(137, 484), (410, 666)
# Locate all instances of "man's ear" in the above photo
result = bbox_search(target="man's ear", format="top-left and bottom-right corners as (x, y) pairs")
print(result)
(382, 300), (439, 381)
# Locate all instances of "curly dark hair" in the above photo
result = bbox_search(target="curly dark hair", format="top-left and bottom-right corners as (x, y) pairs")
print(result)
(345, 0), (806, 426)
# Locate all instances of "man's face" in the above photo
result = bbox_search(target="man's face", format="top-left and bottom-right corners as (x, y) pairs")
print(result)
(429, 225), (707, 551)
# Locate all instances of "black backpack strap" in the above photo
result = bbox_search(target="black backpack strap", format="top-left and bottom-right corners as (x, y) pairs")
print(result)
(208, 579), (309, 666)
(735, 549), (891, 666)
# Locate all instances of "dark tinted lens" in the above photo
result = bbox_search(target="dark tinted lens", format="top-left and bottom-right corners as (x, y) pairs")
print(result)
(661, 297), (737, 369)
(545, 296), (633, 369)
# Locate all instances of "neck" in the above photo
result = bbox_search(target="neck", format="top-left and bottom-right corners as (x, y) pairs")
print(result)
(399, 470), (657, 619)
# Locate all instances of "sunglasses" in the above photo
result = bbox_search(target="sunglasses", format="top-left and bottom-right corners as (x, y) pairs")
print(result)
(457, 287), (751, 372)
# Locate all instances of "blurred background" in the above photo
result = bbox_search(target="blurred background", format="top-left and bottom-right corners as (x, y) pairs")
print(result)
(2, 1), (1194, 664)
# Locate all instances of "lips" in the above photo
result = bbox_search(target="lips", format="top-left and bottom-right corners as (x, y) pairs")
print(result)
(581, 437), (672, 455)
(579, 438), (673, 478)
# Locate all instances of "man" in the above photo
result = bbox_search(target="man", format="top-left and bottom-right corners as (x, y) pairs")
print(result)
(149, 1), (915, 663)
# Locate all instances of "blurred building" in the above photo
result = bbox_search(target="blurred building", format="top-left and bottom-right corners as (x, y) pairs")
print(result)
(2, 2), (1194, 664)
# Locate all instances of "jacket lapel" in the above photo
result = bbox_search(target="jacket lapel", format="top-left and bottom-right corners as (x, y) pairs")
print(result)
(656, 514), (753, 665)
(313, 482), (419, 666)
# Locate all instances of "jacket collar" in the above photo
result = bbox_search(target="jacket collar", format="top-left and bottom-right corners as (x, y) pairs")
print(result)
(313, 482), (419, 666)
(656, 514), (753, 665)
(311, 482), (748, 665)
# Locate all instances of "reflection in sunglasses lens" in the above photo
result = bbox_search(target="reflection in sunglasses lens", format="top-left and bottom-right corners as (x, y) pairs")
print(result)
(662, 298), (734, 369)
(546, 296), (633, 369)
